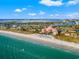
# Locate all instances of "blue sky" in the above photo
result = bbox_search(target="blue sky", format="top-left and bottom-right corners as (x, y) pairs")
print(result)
(0, 0), (79, 19)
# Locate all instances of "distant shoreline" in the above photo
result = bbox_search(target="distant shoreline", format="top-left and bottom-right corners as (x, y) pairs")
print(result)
(0, 30), (79, 53)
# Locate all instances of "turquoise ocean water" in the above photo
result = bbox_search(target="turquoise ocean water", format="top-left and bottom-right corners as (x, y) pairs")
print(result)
(0, 34), (79, 59)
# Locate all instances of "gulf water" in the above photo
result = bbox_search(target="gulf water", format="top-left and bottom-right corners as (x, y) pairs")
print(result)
(0, 35), (79, 59)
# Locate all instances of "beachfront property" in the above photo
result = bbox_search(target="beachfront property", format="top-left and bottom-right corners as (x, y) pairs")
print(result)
(0, 19), (55, 33)
(0, 19), (79, 33)
(0, 19), (79, 38)
(41, 25), (58, 35)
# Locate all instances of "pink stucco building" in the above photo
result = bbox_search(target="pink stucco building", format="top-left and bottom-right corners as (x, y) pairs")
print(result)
(41, 26), (58, 35)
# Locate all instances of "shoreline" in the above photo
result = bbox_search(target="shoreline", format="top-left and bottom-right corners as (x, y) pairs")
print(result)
(0, 30), (79, 53)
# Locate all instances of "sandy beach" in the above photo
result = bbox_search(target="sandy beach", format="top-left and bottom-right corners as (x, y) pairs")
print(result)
(0, 30), (79, 53)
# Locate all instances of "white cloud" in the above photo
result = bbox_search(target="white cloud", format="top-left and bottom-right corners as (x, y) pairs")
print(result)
(50, 14), (60, 17)
(66, 12), (79, 19)
(55, 14), (60, 16)
(68, 1), (77, 5)
(67, 0), (79, 5)
(50, 14), (54, 17)
(39, 0), (63, 6)
(38, 11), (45, 15)
(14, 9), (22, 13)
(22, 8), (27, 11)
(14, 8), (26, 13)
(50, 13), (79, 19)
(28, 13), (37, 16)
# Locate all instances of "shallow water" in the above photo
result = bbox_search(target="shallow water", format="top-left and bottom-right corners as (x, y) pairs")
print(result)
(0, 35), (79, 59)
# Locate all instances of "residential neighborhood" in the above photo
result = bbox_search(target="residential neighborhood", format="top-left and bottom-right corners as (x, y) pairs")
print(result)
(0, 19), (79, 43)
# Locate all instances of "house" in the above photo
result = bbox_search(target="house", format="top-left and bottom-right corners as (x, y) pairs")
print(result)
(41, 26), (58, 35)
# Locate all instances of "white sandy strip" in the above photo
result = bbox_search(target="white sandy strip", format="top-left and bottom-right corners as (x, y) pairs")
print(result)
(0, 30), (79, 49)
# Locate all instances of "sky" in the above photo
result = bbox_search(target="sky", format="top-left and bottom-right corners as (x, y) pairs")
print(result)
(0, 0), (79, 19)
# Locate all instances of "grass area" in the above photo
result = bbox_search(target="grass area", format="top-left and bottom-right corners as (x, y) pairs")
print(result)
(56, 34), (79, 43)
